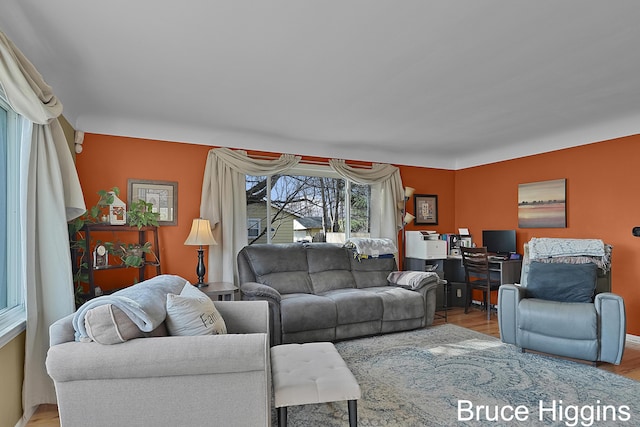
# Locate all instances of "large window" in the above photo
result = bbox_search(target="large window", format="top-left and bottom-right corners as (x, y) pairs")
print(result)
(0, 94), (26, 348)
(246, 165), (371, 245)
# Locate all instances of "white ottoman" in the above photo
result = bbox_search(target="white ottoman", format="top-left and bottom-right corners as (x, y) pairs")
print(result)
(271, 342), (361, 427)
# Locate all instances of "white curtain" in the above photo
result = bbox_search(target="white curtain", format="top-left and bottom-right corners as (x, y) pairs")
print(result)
(0, 31), (85, 424)
(329, 159), (404, 244)
(200, 148), (300, 283)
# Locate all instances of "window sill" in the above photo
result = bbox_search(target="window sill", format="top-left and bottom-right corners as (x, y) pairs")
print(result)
(0, 306), (27, 349)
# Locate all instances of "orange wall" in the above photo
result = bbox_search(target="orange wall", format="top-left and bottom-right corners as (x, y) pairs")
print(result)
(76, 134), (212, 287)
(455, 134), (640, 334)
(76, 132), (640, 334)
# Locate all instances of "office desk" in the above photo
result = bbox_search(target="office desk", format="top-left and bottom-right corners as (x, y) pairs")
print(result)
(405, 256), (522, 308)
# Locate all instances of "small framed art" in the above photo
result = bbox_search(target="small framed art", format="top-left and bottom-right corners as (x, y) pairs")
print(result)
(128, 179), (178, 226)
(414, 194), (438, 225)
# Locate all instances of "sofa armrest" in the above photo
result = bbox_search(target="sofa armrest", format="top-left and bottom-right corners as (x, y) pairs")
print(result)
(46, 332), (269, 383)
(240, 282), (282, 302)
(595, 292), (626, 365)
(407, 281), (438, 326)
(240, 282), (283, 346)
(213, 300), (269, 334)
(498, 284), (525, 345)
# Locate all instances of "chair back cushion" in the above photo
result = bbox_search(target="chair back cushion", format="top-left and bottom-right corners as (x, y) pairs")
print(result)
(526, 262), (597, 302)
(239, 243), (313, 294)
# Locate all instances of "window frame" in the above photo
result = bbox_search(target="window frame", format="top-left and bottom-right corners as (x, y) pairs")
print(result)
(247, 163), (370, 245)
(0, 94), (27, 349)
(247, 218), (261, 239)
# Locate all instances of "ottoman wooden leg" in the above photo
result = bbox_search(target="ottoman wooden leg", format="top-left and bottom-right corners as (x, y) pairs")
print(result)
(278, 407), (287, 427)
(348, 400), (358, 427)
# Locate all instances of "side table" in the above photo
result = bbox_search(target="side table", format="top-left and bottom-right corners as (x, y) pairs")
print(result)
(199, 281), (238, 301)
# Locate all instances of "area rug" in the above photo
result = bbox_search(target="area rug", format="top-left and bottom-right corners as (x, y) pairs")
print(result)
(277, 325), (640, 426)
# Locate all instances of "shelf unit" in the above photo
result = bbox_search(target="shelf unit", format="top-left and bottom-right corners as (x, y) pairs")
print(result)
(73, 223), (162, 300)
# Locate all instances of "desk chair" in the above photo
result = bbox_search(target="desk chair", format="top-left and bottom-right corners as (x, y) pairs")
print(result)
(461, 247), (501, 320)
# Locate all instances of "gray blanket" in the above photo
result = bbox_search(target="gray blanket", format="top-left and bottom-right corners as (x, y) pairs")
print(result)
(73, 274), (188, 341)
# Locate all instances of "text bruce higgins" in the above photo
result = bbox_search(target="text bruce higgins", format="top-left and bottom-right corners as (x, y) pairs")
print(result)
(457, 399), (630, 426)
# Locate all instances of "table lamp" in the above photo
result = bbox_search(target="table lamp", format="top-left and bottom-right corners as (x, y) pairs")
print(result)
(184, 218), (217, 287)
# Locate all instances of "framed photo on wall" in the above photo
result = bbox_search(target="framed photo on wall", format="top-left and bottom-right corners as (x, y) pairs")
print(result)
(128, 179), (178, 226)
(414, 194), (438, 225)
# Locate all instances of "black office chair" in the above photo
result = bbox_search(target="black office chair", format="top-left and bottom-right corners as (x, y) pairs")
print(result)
(461, 247), (501, 320)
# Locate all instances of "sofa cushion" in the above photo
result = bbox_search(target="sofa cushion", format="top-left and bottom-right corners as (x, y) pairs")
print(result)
(257, 271), (313, 295)
(242, 243), (309, 275)
(518, 298), (597, 340)
(322, 289), (384, 324)
(165, 284), (227, 336)
(84, 304), (145, 345)
(364, 287), (425, 321)
(526, 262), (598, 302)
(280, 294), (337, 333)
(350, 255), (396, 288)
(307, 244), (356, 293)
(242, 243), (313, 294)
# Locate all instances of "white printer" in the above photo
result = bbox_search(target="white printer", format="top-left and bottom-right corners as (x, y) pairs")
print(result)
(405, 231), (447, 260)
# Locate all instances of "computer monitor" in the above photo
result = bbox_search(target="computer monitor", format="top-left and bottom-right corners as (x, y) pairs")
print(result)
(482, 230), (517, 255)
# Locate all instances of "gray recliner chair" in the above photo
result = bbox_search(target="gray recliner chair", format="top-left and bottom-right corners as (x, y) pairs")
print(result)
(498, 241), (626, 365)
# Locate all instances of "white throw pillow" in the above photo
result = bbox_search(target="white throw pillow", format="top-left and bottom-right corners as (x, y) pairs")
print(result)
(165, 284), (227, 336)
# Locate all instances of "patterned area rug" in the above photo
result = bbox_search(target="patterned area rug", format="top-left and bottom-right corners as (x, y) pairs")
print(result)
(277, 324), (640, 426)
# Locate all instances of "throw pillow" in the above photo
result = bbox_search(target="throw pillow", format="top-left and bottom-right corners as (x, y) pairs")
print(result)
(84, 304), (144, 345)
(526, 262), (598, 302)
(165, 284), (227, 336)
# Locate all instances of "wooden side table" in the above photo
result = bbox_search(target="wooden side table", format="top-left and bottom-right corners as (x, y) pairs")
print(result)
(199, 281), (238, 301)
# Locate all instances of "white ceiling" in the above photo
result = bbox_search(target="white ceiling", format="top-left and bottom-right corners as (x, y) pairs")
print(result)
(2, 1), (640, 169)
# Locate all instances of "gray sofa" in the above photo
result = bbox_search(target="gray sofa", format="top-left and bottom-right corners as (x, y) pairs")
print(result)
(46, 288), (271, 427)
(238, 242), (438, 346)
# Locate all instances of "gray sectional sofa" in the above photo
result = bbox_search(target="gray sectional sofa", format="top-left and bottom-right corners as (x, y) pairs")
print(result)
(238, 242), (438, 345)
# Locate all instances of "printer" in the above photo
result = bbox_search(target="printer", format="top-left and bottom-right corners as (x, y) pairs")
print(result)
(405, 231), (447, 260)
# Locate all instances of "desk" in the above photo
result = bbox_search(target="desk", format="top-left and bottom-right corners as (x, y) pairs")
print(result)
(445, 256), (522, 308)
(406, 256), (522, 308)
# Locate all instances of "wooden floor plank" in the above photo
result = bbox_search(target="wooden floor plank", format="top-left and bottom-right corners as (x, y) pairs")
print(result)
(26, 306), (640, 426)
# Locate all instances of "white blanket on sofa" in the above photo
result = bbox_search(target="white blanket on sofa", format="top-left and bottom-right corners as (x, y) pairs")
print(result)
(73, 274), (188, 342)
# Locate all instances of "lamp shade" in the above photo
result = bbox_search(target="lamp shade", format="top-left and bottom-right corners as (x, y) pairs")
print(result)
(184, 218), (217, 246)
(404, 186), (415, 198)
(403, 212), (415, 225)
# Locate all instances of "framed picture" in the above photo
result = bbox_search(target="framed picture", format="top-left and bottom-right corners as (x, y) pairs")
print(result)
(414, 194), (438, 225)
(518, 178), (566, 228)
(128, 179), (178, 226)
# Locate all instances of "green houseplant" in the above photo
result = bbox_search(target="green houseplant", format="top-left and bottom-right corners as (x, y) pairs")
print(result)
(114, 241), (155, 268)
(127, 199), (160, 229)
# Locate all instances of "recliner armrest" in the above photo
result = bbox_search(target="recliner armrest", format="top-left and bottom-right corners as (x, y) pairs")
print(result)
(240, 282), (282, 303)
(498, 284), (525, 345)
(595, 292), (626, 365)
(240, 282), (283, 346)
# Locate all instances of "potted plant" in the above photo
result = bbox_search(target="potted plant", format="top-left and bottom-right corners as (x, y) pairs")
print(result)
(68, 187), (120, 305)
(127, 199), (160, 229)
(114, 241), (156, 268)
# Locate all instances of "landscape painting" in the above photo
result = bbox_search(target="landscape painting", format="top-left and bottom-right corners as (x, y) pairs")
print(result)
(518, 179), (566, 228)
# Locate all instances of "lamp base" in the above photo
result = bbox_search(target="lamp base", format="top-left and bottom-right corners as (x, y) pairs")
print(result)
(195, 247), (208, 288)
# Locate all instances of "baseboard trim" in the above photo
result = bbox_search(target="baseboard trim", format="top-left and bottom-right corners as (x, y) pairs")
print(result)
(626, 334), (640, 344)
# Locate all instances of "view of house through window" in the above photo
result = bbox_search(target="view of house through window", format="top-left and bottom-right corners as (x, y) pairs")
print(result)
(246, 170), (371, 245)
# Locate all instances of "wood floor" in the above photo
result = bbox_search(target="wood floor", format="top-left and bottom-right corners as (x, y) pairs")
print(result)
(25, 306), (640, 426)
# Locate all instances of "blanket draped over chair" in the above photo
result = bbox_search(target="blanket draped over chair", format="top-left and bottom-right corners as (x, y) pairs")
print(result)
(72, 274), (187, 341)
(527, 237), (611, 273)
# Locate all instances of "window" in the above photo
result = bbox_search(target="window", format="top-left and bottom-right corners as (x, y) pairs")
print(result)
(0, 94), (27, 348)
(246, 164), (371, 245)
(247, 218), (261, 239)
